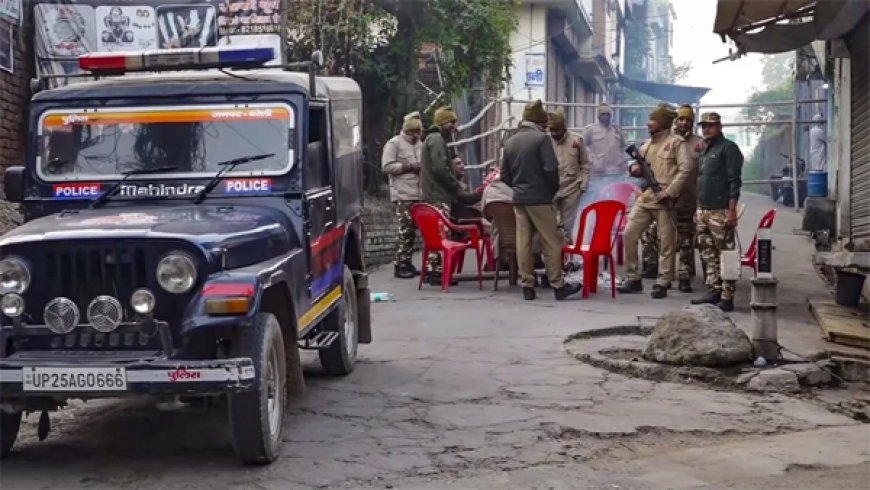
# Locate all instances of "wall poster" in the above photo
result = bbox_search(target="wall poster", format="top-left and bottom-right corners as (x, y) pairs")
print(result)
(34, 0), (287, 87)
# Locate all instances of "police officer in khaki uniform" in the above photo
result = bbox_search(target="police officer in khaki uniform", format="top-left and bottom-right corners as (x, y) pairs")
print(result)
(382, 111), (424, 279)
(639, 104), (705, 292)
(617, 104), (692, 299)
(691, 112), (743, 312)
(548, 109), (592, 244)
(501, 100), (582, 302)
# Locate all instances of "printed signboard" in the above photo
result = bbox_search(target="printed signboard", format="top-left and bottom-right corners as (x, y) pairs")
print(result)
(33, 0), (286, 84)
(525, 52), (545, 87)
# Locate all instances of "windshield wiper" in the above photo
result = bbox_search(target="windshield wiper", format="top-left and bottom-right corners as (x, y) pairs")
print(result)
(91, 166), (179, 209)
(192, 153), (275, 205)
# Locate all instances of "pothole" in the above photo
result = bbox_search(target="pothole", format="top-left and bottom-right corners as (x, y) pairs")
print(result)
(563, 325), (870, 423)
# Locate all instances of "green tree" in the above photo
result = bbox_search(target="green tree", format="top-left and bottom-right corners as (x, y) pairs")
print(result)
(286, 0), (518, 194)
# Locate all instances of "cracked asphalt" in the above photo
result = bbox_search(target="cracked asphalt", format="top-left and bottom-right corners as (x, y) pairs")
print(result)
(1, 196), (869, 489)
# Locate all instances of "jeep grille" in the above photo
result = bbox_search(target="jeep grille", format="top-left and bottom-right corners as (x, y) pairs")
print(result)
(1, 239), (206, 350)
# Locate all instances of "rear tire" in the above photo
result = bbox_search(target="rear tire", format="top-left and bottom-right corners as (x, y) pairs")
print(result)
(228, 312), (286, 465)
(1, 410), (22, 459)
(318, 265), (359, 376)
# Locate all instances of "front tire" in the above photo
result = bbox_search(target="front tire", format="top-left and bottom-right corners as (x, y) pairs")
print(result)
(318, 265), (359, 376)
(0, 410), (22, 458)
(228, 312), (287, 465)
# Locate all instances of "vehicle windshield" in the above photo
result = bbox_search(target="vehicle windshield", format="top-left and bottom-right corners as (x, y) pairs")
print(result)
(38, 103), (295, 181)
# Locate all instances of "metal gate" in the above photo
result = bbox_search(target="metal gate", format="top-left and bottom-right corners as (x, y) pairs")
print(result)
(848, 14), (870, 251)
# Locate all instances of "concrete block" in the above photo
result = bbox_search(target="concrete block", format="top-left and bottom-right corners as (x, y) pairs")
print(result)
(781, 362), (832, 386)
(747, 368), (801, 393)
(831, 356), (870, 382)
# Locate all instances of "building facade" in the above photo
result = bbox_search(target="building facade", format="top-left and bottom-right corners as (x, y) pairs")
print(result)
(501, 0), (625, 131)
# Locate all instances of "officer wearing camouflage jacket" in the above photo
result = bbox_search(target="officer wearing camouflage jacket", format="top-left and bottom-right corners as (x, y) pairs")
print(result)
(640, 104), (705, 292)
(383, 111), (424, 279)
(690, 112), (743, 312)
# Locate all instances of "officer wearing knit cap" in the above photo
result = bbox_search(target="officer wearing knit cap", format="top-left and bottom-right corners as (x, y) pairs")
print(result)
(641, 103), (705, 292)
(618, 102), (692, 299)
(548, 109), (592, 245)
(383, 110), (425, 278)
(501, 100), (582, 301)
(420, 105), (481, 286)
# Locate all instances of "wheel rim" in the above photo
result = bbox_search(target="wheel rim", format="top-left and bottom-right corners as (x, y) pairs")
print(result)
(342, 288), (357, 359)
(265, 343), (283, 438)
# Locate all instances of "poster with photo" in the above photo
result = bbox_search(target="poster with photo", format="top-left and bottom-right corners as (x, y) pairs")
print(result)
(96, 5), (157, 52)
(217, 0), (282, 36)
(0, 20), (12, 73)
(35, 3), (95, 57)
(156, 4), (217, 49)
(33, 0), (287, 85)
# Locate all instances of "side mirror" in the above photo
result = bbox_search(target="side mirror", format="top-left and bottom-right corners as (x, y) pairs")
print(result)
(3, 166), (26, 203)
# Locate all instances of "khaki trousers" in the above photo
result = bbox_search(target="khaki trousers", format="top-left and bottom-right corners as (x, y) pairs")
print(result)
(555, 189), (583, 244)
(514, 204), (566, 289)
(623, 204), (676, 286)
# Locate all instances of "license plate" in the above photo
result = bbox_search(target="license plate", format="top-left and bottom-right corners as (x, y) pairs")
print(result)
(22, 367), (127, 392)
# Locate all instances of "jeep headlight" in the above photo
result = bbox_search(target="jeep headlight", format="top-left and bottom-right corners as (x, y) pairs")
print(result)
(0, 257), (31, 295)
(156, 252), (197, 294)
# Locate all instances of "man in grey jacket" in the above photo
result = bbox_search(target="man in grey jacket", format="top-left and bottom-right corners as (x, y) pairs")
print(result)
(501, 100), (582, 301)
(382, 111), (424, 279)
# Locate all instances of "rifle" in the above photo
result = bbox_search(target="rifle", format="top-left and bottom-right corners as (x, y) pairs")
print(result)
(625, 144), (661, 194)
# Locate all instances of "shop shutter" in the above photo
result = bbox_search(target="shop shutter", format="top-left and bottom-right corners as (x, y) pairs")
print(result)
(848, 14), (870, 251)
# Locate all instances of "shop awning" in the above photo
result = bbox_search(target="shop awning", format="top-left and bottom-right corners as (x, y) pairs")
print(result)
(713, 0), (870, 54)
(619, 76), (711, 105)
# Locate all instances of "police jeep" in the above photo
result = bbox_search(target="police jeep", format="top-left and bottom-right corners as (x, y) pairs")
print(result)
(0, 46), (372, 464)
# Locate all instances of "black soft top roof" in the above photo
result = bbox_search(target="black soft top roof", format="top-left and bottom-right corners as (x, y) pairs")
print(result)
(32, 69), (362, 102)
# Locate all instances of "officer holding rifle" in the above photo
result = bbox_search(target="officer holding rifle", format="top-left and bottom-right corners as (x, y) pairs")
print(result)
(617, 103), (692, 299)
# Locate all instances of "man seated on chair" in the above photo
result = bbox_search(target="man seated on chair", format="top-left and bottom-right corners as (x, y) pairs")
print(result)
(501, 100), (583, 302)
(421, 105), (483, 286)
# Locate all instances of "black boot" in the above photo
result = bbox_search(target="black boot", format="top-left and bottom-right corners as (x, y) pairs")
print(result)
(523, 287), (536, 301)
(554, 282), (583, 300)
(717, 298), (735, 312)
(651, 284), (668, 299)
(394, 263), (415, 279)
(408, 262), (421, 277)
(678, 279), (693, 293)
(617, 280), (643, 294)
(691, 290), (721, 305)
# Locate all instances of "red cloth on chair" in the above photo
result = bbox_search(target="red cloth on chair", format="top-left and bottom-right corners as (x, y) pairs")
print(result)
(598, 181), (640, 266)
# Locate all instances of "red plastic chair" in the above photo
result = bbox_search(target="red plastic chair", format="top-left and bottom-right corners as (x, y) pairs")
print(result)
(409, 203), (483, 292)
(599, 181), (641, 265)
(561, 199), (626, 299)
(741, 208), (777, 271)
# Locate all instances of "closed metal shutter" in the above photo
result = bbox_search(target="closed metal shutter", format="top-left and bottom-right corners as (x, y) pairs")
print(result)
(849, 14), (870, 251)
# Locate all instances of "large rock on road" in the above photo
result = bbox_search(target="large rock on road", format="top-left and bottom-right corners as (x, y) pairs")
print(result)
(642, 304), (753, 367)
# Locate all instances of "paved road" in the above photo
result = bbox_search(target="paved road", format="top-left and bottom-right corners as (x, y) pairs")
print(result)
(1, 194), (868, 489)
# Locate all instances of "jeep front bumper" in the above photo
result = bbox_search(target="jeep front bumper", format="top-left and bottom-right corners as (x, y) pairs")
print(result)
(0, 352), (256, 398)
